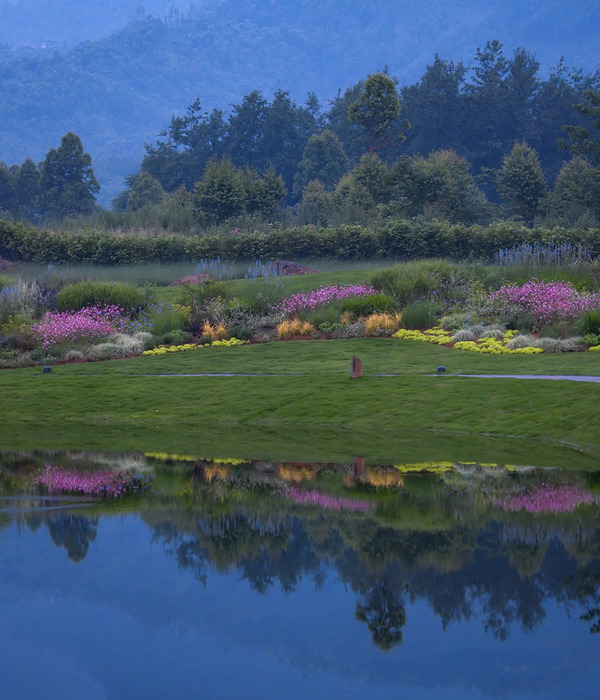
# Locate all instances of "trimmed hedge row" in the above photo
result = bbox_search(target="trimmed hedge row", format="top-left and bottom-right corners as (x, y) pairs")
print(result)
(1, 219), (600, 264)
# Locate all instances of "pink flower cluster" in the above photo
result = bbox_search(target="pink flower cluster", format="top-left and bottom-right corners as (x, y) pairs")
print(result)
(488, 280), (600, 324)
(494, 484), (597, 514)
(31, 305), (127, 348)
(34, 464), (146, 497)
(277, 284), (376, 314)
(282, 486), (372, 512)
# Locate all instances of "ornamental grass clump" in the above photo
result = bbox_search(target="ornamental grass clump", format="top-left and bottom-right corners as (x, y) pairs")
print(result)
(201, 319), (229, 340)
(277, 284), (376, 315)
(276, 318), (315, 339)
(488, 280), (600, 327)
(364, 313), (401, 336)
(31, 305), (127, 349)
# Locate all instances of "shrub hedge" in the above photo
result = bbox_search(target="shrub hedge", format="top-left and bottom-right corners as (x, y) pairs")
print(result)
(2, 219), (600, 265)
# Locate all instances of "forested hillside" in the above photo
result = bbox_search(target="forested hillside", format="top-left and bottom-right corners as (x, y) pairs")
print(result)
(0, 0), (598, 202)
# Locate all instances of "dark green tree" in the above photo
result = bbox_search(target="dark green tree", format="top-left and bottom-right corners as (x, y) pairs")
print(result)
(347, 71), (408, 154)
(126, 171), (166, 211)
(193, 157), (246, 225)
(334, 152), (390, 211)
(0, 161), (15, 215)
(413, 150), (490, 223)
(14, 158), (41, 220)
(193, 158), (286, 225)
(260, 89), (319, 197)
(496, 141), (547, 223)
(293, 129), (349, 197)
(243, 165), (287, 218)
(543, 156), (600, 226)
(142, 99), (228, 192)
(39, 132), (99, 219)
(325, 81), (366, 163)
(400, 54), (467, 157)
(228, 90), (269, 170)
(561, 89), (600, 164)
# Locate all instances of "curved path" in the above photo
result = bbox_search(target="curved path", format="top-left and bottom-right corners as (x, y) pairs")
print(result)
(448, 374), (600, 383)
(146, 372), (600, 383)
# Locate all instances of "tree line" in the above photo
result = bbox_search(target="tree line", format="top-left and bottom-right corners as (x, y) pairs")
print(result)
(1, 40), (599, 230)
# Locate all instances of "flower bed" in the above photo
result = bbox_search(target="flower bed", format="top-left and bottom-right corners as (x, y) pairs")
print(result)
(487, 280), (600, 326)
(31, 305), (127, 349)
(277, 284), (376, 314)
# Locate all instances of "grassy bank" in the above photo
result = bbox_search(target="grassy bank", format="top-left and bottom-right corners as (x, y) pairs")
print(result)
(1, 339), (598, 467)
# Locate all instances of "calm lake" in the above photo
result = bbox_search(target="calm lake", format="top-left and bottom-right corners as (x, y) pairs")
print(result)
(1, 450), (600, 699)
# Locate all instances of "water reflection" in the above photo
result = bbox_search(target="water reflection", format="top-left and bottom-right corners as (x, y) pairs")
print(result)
(1, 450), (600, 695)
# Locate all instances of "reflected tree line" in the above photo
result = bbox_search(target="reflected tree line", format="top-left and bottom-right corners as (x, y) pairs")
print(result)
(2, 504), (600, 649)
(2, 459), (600, 651)
(142, 503), (600, 649)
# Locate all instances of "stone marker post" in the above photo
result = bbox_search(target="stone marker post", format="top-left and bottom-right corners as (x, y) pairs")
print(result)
(351, 356), (363, 378)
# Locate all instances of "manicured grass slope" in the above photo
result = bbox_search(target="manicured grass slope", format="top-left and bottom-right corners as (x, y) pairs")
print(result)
(2, 339), (599, 467)
(153, 268), (375, 304)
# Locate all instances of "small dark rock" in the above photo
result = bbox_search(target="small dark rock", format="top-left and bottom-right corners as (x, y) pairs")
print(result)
(168, 273), (212, 286)
(263, 260), (320, 276)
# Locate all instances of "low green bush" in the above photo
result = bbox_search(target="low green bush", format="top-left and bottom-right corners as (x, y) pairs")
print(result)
(339, 293), (397, 318)
(55, 280), (149, 312)
(228, 325), (254, 341)
(161, 329), (194, 345)
(298, 303), (342, 326)
(233, 278), (284, 316)
(578, 309), (600, 336)
(147, 304), (188, 335)
(582, 333), (600, 347)
(401, 300), (439, 330)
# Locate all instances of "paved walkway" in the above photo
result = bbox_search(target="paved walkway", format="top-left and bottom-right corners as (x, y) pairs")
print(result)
(447, 374), (600, 383)
(146, 372), (600, 383)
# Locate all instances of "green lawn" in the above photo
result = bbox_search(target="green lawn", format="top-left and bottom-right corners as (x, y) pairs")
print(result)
(153, 268), (376, 304)
(1, 338), (599, 468)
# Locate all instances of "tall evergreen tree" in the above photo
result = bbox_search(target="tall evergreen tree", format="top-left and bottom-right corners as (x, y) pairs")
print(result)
(561, 89), (600, 164)
(39, 132), (99, 219)
(496, 141), (547, 223)
(293, 130), (349, 197)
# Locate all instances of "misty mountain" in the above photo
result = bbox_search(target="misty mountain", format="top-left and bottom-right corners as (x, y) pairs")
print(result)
(0, 0), (598, 203)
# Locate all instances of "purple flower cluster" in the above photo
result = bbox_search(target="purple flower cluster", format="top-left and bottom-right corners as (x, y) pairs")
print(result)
(494, 484), (597, 514)
(31, 305), (127, 348)
(34, 464), (148, 497)
(488, 280), (600, 324)
(277, 284), (376, 314)
(282, 486), (372, 512)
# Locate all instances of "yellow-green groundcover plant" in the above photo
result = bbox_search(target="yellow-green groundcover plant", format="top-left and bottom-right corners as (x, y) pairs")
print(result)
(392, 327), (544, 354)
(142, 337), (248, 356)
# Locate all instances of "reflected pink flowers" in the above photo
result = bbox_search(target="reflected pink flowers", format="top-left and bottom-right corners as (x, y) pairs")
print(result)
(494, 484), (598, 514)
(282, 486), (372, 512)
(34, 464), (146, 497)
